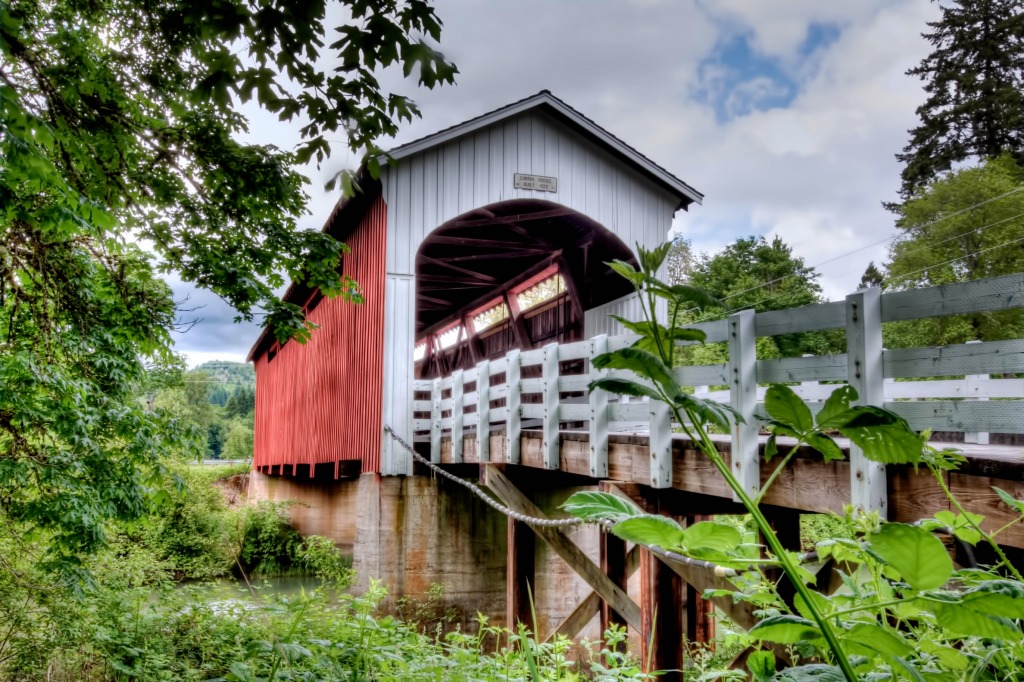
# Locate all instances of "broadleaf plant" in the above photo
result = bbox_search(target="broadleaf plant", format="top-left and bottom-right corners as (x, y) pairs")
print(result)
(560, 243), (1024, 681)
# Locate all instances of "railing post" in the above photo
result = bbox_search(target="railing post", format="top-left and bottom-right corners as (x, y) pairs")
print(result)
(430, 377), (442, 463)
(964, 341), (989, 445)
(728, 309), (759, 500)
(542, 342), (560, 470)
(451, 368), (464, 464)
(649, 400), (672, 488)
(477, 359), (490, 462)
(846, 288), (886, 516)
(506, 349), (522, 464)
(589, 334), (609, 478)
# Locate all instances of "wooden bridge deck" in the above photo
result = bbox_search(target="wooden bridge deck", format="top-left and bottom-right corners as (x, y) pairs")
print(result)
(428, 429), (1024, 549)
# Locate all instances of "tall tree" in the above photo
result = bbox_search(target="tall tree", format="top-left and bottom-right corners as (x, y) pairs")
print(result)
(666, 234), (694, 285)
(859, 262), (885, 289)
(897, 0), (1024, 200)
(1, 0), (455, 573)
(885, 154), (1024, 347)
(687, 236), (840, 357)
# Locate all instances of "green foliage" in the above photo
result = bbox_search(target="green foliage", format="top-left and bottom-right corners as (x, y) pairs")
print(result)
(897, 0), (1024, 199)
(685, 235), (843, 358)
(565, 242), (1024, 681)
(1, 0), (456, 580)
(884, 154), (1024, 348)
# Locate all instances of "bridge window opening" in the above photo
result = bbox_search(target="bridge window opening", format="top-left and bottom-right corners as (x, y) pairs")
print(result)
(436, 324), (464, 350)
(413, 341), (426, 362)
(471, 300), (509, 333)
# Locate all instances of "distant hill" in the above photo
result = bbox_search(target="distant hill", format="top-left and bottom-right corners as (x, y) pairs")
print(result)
(194, 360), (254, 389)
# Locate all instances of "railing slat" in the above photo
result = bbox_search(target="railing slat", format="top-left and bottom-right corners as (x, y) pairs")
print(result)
(755, 300), (846, 335)
(884, 339), (1024, 378)
(881, 273), (1024, 322)
(542, 343), (560, 469)
(756, 354), (847, 383)
(476, 359), (490, 462)
(451, 369), (464, 464)
(676, 363), (730, 387)
(589, 334), (609, 478)
(887, 401), (1024, 434)
(430, 378), (441, 463)
(506, 347), (521, 465)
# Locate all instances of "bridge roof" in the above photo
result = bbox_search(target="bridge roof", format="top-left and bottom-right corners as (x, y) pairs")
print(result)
(385, 90), (703, 211)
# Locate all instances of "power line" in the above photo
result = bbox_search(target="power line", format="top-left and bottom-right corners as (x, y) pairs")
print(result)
(706, 186), (1024, 308)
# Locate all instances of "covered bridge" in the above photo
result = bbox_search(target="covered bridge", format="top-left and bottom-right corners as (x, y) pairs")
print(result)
(247, 91), (702, 477)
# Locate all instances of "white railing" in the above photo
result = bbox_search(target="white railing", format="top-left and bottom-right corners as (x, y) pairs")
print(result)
(411, 274), (1024, 514)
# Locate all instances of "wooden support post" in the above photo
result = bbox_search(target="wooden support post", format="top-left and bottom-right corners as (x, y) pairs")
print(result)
(482, 465), (642, 631)
(452, 369), (465, 464)
(640, 547), (684, 681)
(728, 308), (759, 500)
(504, 292), (534, 350)
(507, 517), (536, 630)
(846, 288), (886, 516)
(430, 377), (442, 463)
(601, 530), (628, 637)
(589, 334), (609, 478)
(506, 349), (522, 464)
(476, 359), (490, 462)
(541, 343), (560, 470)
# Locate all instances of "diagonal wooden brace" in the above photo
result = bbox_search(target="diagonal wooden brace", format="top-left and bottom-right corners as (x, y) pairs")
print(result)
(482, 465), (643, 632)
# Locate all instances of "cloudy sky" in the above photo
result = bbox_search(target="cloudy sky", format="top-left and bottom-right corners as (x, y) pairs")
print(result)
(171, 0), (939, 367)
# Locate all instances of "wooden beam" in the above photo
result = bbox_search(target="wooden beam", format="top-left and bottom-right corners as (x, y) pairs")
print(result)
(482, 465), (643, 632)
(453, 207), (577, 228)
(557, 255), (586, 327)
(546, 591), (601, 643)
(507, 517), (536, 630)
(504, 291), (534, 350)
(640, 547), (684, 682)
(601, 530), (629, 638)
(420, 255), (498, 283)
(550, 544), (641, 644)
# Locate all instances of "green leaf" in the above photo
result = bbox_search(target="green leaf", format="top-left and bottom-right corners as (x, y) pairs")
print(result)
(560, 491), (642, 522)
(646, 280), (723, 310)
(993, 486), (1024, 514)
(606, 260), (645, 288)
(842, 622), (913, 658)
(793, 591), (831, 621)
(960, 580), (1024, 618)
(764, 434), (778, 462)
(612, 515), (687, 550)
(917, 640), (968, 671)
(747, 651), (776, 681)
(815, 385), (857, 429)
(805, 432), (845, 462)
(929, 597), (1022, 639)
(868, 523), (952, 590)
(588, 377), (662, 402)
(591, 348), (680, 400)
(682, 521), (742, 554)
(771, 665), (844, 682)
(748, 615), (822, 644)
(764, 385), (814, 434)
(835, 407), (923, 464)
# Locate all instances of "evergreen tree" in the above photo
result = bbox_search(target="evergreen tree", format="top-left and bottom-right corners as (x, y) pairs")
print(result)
(897, 0), (1024, 200)
(859, 262), (885, 289)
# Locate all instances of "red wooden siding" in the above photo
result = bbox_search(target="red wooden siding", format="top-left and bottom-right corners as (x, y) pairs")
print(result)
(253, 196), (387, 474)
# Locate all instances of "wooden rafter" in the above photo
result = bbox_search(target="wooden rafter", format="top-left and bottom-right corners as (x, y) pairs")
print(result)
(419, 255), (498, 283)
(452, 207), (577, 228)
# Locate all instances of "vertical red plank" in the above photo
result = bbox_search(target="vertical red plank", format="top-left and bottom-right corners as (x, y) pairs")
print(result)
(252, 195), (387, 473)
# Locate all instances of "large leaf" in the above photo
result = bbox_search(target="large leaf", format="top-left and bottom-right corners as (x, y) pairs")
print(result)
(589, 377), (662, 402)
(835, 407), (923, 464)
(959, 580), (1024, 618)
(612, 515), (687, 550)
(560, 491), (642, 522)
(771, 665), (844, 682)
(682, 521), (742, 554)
(677, 393), (742, 431)
(842, 622), (913, 658)
(747, 651), (776, 681)
(815, 385), (857, 429)
(646, 279), (723, 310)
(607, 260), (645, 288)
(764, 385), (814, 434)
(929, 597), (1022, 639)
(868, 523), (952, 590)
(749, 615), (822, 644)
(591, 347), (680, 399)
